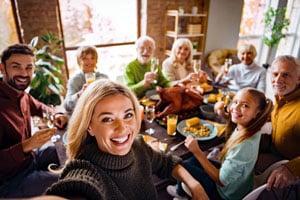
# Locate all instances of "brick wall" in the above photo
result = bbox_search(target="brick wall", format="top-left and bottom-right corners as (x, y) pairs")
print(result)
(16, 0), (67, 87)
(16, 0), (60, 44)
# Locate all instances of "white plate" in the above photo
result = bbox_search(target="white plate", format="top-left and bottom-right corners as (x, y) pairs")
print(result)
(145, 89), (160, 101)
(177, 119), (218, 141)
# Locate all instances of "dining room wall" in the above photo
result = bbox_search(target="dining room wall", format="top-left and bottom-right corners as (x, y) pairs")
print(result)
(204, 0), (243, 55)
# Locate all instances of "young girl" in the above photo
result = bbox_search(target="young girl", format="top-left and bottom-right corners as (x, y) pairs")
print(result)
(63, 45), (108, 115)
(167, 87), (273, 200)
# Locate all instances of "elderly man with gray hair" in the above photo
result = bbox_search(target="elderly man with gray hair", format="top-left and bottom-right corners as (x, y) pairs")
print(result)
(256, 55), (300, 199)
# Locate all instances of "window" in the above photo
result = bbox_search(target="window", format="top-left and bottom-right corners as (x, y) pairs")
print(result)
(58, 0), (139, 80)
(0, 0), (19, 54)
(277, 0), (300, 56)
(238, 0), (300, 65)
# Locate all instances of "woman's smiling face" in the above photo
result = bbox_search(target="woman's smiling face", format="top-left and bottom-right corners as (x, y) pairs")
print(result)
(87, 94), (138, 156)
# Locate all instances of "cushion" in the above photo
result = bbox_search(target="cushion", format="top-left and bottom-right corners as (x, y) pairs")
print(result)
(206, 48), (239, 78)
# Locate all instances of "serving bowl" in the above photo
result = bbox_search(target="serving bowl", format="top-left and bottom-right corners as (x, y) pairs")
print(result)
(200, 104), (216, 120)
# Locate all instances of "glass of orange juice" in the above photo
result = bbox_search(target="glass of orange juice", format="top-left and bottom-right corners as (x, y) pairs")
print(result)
(167, 114), (178, 136)
(85, 72), (96, 84)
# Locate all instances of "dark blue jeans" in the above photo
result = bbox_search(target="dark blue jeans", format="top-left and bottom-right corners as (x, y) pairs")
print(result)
(0, 146), (60, 198)
(177, 156), (223, 200)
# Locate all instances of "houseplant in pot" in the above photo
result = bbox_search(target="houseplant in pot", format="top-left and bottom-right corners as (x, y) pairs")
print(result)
(263, 7), (289, 68)
(29, 31), (65, 106)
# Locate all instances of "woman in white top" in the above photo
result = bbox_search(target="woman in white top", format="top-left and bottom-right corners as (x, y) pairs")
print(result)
(215, 44), (266, 92)
(162, 38), (207, 85)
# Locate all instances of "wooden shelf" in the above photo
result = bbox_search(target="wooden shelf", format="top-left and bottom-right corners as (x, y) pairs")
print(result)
(163, 10), (208, 60)
(166, 10), (207, 17)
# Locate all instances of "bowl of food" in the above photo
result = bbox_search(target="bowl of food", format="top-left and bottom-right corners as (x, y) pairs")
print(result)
(200, 104), (216, 120)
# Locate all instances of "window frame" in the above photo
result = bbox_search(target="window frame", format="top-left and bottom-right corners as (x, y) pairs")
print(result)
(57, 0), (141, 79)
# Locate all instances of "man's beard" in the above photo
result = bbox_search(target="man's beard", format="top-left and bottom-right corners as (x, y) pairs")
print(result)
(7, 75), (31, 91)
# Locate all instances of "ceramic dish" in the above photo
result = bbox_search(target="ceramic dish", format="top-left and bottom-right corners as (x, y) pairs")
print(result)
(177, 119), (218, 141)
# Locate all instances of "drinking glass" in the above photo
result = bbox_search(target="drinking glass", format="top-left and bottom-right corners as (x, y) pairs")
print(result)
(192, 59), (201, 73)
(167, 114), (178, 136)
(192, 59), (201, 82)
(42, 105), (60, 142)
(145, 104), (156, 135)
(150, 57), (159, 84)
(224, 58), (232, 73)
(85, 72), (96, 84)
(42, 105), (55, 128)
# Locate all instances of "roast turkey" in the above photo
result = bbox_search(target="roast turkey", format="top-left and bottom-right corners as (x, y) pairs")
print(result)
(155, 85), (204, 118)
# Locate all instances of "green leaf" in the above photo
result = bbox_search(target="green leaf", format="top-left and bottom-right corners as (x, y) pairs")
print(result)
(263, 7), (290, 47)
(29, 36), (39, 48)
(29, 31), (65, 106)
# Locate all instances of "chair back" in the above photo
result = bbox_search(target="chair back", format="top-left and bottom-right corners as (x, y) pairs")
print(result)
(242, 184), (267, 200)
(254, 160), (289, 188)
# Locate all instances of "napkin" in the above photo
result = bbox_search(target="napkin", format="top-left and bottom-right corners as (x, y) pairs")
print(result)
(206, 120), (226, 137)
(142, 135), (168, 152)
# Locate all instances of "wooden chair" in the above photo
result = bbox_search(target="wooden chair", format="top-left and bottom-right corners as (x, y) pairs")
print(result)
(205, 48), (239, 79)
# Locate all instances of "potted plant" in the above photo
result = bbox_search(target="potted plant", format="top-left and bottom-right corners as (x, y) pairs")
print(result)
(29, 31), (65, 106)
(263, 7), (289, 68)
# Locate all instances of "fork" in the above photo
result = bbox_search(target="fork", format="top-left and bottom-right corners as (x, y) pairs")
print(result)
(170, 141), (185, 151)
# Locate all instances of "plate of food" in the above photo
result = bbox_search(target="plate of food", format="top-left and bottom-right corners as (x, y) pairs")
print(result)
(145, 89), (160, 101)
(177, 117), (218, 141)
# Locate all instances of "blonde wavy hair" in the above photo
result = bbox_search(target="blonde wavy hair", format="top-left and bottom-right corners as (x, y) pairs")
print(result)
(219, 87), (273, 161)
(169, 38), (193, 71)
(66, 79), (142, 161)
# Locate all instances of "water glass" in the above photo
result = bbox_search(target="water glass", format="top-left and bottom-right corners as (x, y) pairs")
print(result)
(145, 104), (156, 135)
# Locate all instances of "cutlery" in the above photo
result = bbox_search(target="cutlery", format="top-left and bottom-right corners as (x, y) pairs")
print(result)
(170, 141), (185, 151)
(150, 137), (176, 143)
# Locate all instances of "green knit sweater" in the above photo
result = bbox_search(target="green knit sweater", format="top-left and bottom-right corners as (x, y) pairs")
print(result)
(124, 59), (172, 98)
(45, 135), (181, 200)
